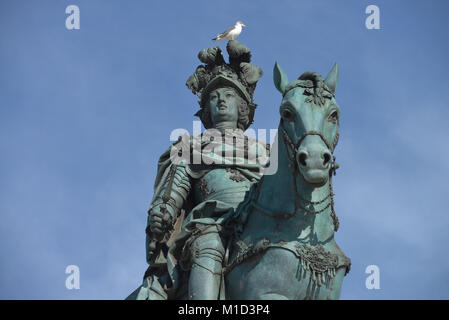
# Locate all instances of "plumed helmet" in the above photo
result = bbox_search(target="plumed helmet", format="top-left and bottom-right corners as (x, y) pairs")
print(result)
(186, 40), (263, 129)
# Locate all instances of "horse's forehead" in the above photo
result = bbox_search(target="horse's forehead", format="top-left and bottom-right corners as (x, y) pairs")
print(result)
(282, 87), (306, 105)
(282, 87), (338, 111)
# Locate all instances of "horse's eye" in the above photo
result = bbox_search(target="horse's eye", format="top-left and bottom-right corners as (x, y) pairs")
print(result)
(328, 111), (339, 123)
(281, 109), (294, 122)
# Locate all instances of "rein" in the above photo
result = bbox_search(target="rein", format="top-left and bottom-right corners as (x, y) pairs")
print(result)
(223, 124), (343, 279)
(279, 126), (340, 231)
(280, 126), (339, 176)
(295, 131), (334, 153)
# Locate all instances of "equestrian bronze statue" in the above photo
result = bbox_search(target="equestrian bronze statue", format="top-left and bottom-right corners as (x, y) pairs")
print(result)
(127, 40), (350, 300)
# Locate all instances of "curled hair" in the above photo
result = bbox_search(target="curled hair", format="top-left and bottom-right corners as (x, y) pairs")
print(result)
(298, 72), (325, 106)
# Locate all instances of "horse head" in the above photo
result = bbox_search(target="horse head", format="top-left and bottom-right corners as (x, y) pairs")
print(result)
(273, 62), (340, 187)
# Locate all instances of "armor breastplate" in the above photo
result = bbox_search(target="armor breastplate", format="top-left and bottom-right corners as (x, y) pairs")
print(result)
(193, 168), (255, 209)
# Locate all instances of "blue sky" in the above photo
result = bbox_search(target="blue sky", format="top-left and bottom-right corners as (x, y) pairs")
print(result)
(1, 0), (448, 299)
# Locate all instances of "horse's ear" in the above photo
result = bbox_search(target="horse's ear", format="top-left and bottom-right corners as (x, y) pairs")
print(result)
(324, 62), (339, 95)
(273, 61), (288, 95)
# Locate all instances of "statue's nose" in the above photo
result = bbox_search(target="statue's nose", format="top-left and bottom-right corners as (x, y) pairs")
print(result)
(322, 150), (332, 166)
(297, 146), (331, 169)
(298, 150), (308, 167)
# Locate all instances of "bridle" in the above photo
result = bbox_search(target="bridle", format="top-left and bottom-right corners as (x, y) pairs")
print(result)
(280, 124), (339, 175)
(279, 124), (340, 231)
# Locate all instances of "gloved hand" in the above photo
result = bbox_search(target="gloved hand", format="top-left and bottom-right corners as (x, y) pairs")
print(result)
(148, 203), (175, 239)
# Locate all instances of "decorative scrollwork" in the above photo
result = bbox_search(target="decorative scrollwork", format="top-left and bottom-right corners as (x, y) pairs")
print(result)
(224, 239), (350, 287)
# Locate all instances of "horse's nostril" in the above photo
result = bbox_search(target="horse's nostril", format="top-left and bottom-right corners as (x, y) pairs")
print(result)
(323, 152), (331, 166)
(298, 152), (307, 167)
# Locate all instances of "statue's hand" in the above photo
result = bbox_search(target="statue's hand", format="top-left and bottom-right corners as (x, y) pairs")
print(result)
(148, 204), (174, 239)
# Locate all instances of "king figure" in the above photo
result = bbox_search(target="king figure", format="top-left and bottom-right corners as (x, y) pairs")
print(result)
(127, 40), (268, 300)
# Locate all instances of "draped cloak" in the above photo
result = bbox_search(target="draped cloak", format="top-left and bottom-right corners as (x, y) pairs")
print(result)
(142, 129), (270, 297)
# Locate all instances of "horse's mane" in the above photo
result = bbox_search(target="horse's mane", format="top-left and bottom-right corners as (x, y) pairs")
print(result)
(298, 72), (326, 106)
(282, 71), (333, 107)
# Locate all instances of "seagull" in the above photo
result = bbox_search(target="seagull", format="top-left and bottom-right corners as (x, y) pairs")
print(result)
(212, 21), (246, 42)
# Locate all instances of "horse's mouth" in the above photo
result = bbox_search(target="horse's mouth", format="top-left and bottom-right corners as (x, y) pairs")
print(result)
(299, 168), (329, 186)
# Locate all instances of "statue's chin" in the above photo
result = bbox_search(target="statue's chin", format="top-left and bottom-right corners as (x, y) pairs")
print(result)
(300, 169), (329, 187)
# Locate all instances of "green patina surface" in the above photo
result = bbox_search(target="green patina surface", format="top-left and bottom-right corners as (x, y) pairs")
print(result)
(127, 41), (349, 300)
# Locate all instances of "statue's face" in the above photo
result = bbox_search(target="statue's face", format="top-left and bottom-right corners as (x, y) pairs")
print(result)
(208, 87), (239, 129)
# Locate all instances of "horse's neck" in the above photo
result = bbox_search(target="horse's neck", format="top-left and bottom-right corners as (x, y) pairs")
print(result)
(255, 132), (298, 214)
(252, 130), (335, 243)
